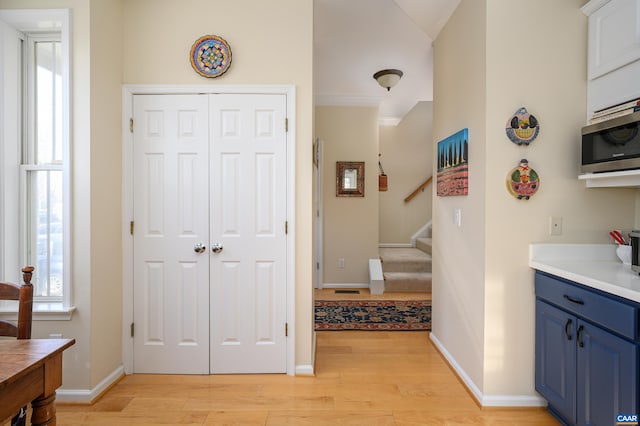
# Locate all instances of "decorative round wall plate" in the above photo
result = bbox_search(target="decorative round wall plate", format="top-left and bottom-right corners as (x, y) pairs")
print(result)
(506, 158), (539, 200)
(190, 35), (232, 78)
(506, 107), (539, 145)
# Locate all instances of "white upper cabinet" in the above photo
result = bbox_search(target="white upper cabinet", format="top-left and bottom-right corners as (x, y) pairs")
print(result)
(584, 0), (640, 116)
(581, 0), (640, 186)
(585, 0), (640, 80)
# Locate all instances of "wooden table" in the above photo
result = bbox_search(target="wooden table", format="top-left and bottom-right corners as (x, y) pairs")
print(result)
(0, 339), (75, 426)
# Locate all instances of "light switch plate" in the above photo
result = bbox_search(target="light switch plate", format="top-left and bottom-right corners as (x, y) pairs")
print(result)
(454, 208), (461, 227)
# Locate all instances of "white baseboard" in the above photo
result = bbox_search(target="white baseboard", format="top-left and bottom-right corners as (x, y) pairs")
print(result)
(57, 362), (318, 401)
(322, 283), (368, 289)
(429, 333), (483, 403)
(429, 333), (546, 407)
(56, 365), (125, 403)
(482, 394), (547, 407)
(378, 243), (412, 248)
(295, 364), (314, 376)
(295, 332), (317, 377)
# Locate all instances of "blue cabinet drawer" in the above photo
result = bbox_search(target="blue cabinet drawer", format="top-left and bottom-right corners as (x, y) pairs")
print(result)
(535, 271), (639, 341)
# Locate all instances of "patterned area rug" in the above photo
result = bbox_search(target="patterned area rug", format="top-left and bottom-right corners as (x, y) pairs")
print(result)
(314, 300), (431, 331)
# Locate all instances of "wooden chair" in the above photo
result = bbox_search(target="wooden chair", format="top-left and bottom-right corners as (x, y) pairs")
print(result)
(0, 266), (34, 426)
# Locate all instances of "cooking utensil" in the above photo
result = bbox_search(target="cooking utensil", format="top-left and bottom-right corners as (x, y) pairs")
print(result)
(610, 230), (626, 245)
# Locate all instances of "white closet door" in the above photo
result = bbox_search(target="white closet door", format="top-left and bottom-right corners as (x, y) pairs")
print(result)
(131, 93), (288, 374)
(209, 94), (288, 373)
(132, 94), (210, 374)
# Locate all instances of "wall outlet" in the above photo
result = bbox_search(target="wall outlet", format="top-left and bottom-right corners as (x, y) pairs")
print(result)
(338, 258), (345, 268)
(549, 216), (562, 235)
(49, 333), (63, 338)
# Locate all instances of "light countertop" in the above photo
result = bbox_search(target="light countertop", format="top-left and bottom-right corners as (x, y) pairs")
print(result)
(530, 244), (640, 304)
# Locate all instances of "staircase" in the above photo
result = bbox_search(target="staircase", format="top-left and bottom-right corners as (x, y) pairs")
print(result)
(379, 235), (432, 293)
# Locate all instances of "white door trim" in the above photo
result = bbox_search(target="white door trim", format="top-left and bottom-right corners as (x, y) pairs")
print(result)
(313, 138), (323, 289)
(122, 84), (296, 376)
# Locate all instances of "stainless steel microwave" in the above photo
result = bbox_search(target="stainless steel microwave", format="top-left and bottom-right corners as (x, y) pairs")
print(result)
(581, 110), (640, 173)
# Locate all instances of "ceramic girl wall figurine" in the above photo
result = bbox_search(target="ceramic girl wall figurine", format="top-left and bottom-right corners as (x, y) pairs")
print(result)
(507, 158), (540, 200)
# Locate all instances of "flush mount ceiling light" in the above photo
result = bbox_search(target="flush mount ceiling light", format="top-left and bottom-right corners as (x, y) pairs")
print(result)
(373, 69), (403, 91)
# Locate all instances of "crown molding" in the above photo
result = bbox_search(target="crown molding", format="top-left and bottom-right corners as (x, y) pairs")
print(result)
(581, 0), (611, 16)
(314, 94), (403, 126)
(378, 117), (402, 126)
(315, 94), (383, 107)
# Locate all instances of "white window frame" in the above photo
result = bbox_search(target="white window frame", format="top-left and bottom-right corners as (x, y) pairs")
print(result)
(0, 9), (73, 320)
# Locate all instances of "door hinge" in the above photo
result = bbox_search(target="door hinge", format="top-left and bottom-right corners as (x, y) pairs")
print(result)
(285, 118), (288, 132)
(130, 221), (135, 235)
(285, 322), (288, 337)
(130, 322), (135, 337)
(316, 262), (320, 270)
(285, 221), (288, 234)
(129, 118), (134, 133)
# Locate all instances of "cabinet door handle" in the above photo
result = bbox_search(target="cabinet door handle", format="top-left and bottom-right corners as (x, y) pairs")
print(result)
(564, 319), (573, 341)
(577, 325), (584, 348)
(563, 294), (585, 305)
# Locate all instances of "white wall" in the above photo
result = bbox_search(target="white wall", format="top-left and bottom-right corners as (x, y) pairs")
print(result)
(316, 106), (380, 284)
(379, 101), (433, 243)
(433, 0), (637, 404)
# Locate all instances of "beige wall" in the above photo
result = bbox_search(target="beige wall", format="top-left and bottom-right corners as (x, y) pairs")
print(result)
(89, 0), (124, 387)
(433, 0), (637, 402)
(483, 0), (635, 397)
(0, 0), (314, 391)
(432, 0), (487, 392)
(379, 101), (433, 243)
(122, 0), (314, 372)
(316, 106), (379, 284)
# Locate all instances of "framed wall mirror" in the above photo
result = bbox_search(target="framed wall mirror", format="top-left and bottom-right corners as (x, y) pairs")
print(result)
(336, 161), (364, 197)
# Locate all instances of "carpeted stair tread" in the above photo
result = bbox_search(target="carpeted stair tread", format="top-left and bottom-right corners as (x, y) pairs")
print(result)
(379, 247), (430, 261)
(416, 237), (432, 255)
(384, 272), (432, 292)
(379, 247), (431, 273)
(378, 246), (433, 294)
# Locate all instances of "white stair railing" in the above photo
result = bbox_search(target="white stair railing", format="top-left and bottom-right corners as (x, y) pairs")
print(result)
(410, 220), (432, 247)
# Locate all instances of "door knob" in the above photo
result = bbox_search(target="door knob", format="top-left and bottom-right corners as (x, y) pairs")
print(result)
(211, 243), (223, 253)
(194, 243), (207, 253)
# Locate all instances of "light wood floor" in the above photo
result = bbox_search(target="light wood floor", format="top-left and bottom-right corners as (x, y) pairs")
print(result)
(47, 331), (558, 425)
(315, 288), (432, 301)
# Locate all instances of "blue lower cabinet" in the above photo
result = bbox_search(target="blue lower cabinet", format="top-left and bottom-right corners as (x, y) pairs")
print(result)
(535, 300), (576, 424)
(535, 271), (640, 426)
(577, 321), (638, 425)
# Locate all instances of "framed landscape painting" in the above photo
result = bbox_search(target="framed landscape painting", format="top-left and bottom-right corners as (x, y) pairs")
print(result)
(437, 128), (469, 196)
